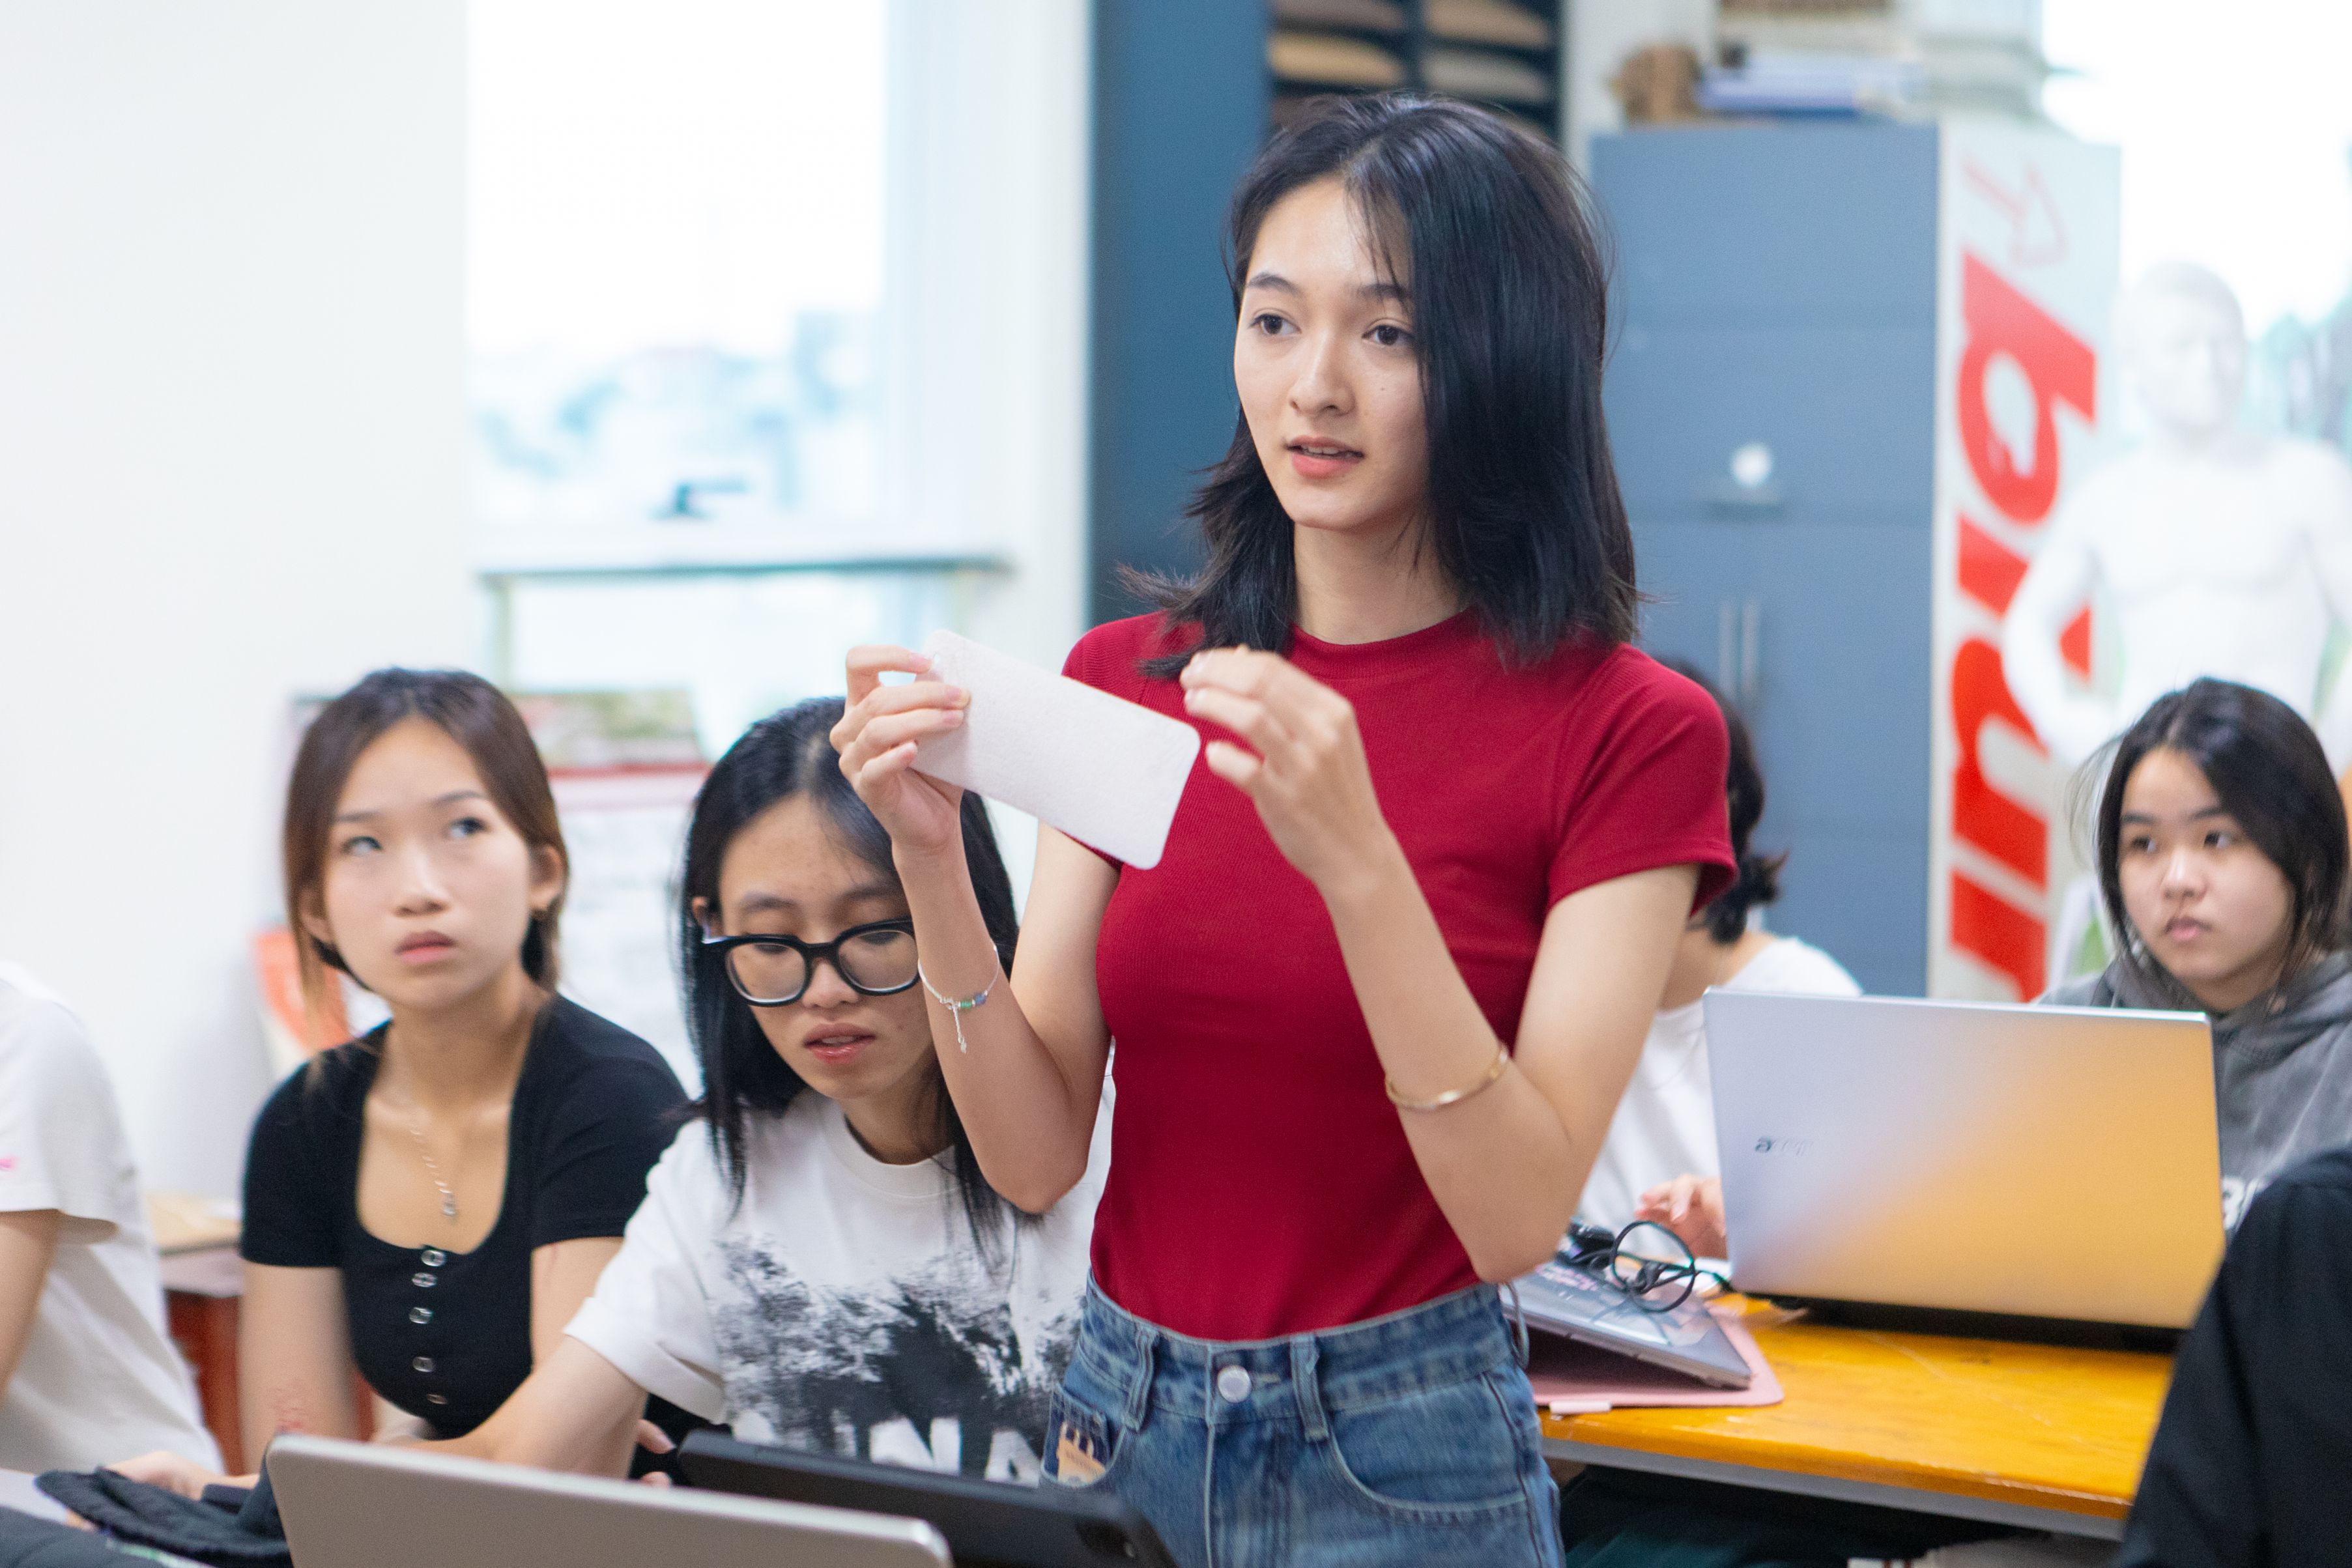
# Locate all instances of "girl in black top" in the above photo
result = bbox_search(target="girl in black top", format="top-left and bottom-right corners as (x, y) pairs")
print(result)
(235, 670), (683, 1456)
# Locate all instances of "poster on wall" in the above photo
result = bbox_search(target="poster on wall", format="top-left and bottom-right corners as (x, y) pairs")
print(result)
(1928, 122), (2121, 1001)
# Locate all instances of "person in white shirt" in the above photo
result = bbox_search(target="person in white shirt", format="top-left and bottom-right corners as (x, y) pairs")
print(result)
(437, 696), (1107, 1480)
(0, 963), (220, 1472)
(1576, 663), (1860, 1257)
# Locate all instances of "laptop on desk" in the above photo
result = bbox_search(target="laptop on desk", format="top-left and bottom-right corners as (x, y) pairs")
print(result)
(1706, 990), (2224, 1333)
(267, 1434), (950, 1568)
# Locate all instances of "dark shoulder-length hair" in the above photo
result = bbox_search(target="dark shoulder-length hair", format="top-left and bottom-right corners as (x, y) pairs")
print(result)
(1660, 659), (1783, 943)
(2093, 678), (2350, 990)
(678, 698), (1022, 1246)
(283, 668), (566, 1034)
(1140, 91), (1635, 676)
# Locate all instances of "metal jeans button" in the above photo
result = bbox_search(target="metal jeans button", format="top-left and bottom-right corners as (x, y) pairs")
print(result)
(1216, 1365), (1252, 1404)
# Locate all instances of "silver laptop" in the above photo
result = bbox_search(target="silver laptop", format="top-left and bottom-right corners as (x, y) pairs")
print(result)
(1705, 990), (2224, 1329)
(268, 1434), (951, 1568)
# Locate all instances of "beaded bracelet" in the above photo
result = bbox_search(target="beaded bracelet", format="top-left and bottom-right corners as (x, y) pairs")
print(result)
(918, 962), (999, 1054)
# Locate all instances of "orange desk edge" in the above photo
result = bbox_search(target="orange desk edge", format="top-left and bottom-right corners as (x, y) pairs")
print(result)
(1541, 1300), (2175, 1540)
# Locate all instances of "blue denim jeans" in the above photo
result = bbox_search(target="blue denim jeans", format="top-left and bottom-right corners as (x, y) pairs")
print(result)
(1043, 1279), (1564, 1568)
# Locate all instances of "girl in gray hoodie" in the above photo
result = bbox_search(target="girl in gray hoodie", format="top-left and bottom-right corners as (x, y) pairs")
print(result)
(2048, 677), (2352, 1231)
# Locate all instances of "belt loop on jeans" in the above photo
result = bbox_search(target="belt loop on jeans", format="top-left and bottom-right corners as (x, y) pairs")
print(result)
(1289, 1335), (1328, 1443)
(1499, 1281), (1532, 1369)
(1122, 1314), (1156, 1433)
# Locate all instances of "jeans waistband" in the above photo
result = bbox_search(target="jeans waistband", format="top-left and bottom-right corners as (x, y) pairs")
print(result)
(1073, 1280), (1517, 1435)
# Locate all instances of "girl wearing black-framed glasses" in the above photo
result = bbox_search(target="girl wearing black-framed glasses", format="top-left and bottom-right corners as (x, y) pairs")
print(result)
(363, 697), (1109, 1485)
(699, 918), (919, 1007)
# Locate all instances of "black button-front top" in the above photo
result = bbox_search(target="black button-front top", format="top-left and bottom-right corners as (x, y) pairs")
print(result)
(240, 997), (686, 1436)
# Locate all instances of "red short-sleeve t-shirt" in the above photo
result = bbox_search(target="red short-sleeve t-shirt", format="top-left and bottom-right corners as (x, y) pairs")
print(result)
(1064, 610), (1734, 1341)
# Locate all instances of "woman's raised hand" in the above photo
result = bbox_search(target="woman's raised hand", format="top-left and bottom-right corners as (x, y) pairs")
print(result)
(833, 646), (971, 859)
(1179, 647), (1401, 901)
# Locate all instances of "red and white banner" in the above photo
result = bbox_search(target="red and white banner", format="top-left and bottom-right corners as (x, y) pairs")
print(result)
(1929, 123), (2119, 1001)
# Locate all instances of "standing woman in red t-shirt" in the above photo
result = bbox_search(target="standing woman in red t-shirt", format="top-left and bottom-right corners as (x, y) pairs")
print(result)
(835, 93), (1732, 1567)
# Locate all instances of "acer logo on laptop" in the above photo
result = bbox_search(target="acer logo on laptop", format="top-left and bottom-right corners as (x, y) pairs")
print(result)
(1752, 1137), (1812, 1156)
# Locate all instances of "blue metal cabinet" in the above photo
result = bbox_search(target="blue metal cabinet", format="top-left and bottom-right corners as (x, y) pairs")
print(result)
(1746, 522), (1933, 989)
(1596, 125), (1941, 996)
(1601, 122), (1938, 331)
(1608, 327), (1936, 526)
(1632, 522), (1754, 695)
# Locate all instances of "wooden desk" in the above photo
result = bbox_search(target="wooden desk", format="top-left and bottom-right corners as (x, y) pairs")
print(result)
(1542, 1300), (2174, 1541)
(147, 1192), (241, 1257)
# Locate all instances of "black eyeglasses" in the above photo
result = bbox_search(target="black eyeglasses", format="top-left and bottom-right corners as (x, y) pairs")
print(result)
(1560, 1219), (1719, 1314)
(700, 918), (920, 1007)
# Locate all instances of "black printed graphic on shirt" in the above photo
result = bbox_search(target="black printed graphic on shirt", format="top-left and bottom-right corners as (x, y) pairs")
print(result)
(710, 1237), (1076, 1480)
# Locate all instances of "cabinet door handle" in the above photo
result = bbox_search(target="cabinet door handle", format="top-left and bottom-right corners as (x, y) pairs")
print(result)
(1740, 596), (1762, 705)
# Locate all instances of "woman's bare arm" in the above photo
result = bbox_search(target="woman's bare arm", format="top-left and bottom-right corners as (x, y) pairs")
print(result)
(528, 1238), (624, 1362)
(427, 1337), (646, 1477)
(833, 648), (1120, 1212)
(0, 1210), (62, 1396)
(238, 1262), (362, 1462)
(1330, 859), (1694, 1279)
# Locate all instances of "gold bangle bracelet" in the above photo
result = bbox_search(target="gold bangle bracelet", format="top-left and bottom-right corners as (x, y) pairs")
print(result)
(1384, 1046), (1510, 1112)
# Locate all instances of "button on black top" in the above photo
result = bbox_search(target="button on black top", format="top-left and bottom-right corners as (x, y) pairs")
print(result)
(239, 997), (685, 1436)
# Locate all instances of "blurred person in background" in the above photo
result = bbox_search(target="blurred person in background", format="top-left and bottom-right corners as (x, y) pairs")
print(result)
(0, 962), (219, 1472)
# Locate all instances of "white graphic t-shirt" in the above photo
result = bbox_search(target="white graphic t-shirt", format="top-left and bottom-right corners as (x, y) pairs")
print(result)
(567, 1086), (1108, 1481)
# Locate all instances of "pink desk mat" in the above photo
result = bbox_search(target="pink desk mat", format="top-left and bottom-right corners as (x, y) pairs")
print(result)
(1526, 1307), (1783, 1413)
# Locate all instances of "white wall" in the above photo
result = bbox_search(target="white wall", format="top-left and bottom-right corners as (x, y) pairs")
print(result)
(0, 3), (471, 1195)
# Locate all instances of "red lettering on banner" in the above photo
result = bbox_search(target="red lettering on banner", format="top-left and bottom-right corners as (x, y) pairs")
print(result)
(1956, 255), (2097, 524)
(1943, 239), (2099, 998)
(1951, 637), (2046, 887)
(1951, 870), (2045, 1000)
(2060, 606), (2093, 679)
(1957, 513), (2026, 614)
(1958, 512), (2095, 678)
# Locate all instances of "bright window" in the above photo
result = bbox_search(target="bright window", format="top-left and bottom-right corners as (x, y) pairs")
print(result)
(468, 0), (889, 534)
(465, 1), (929, 1081)
(2044, 0), (2352, 448)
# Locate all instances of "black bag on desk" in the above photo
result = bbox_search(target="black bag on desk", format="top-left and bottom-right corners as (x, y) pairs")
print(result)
(32, 1470), (285, 1568)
